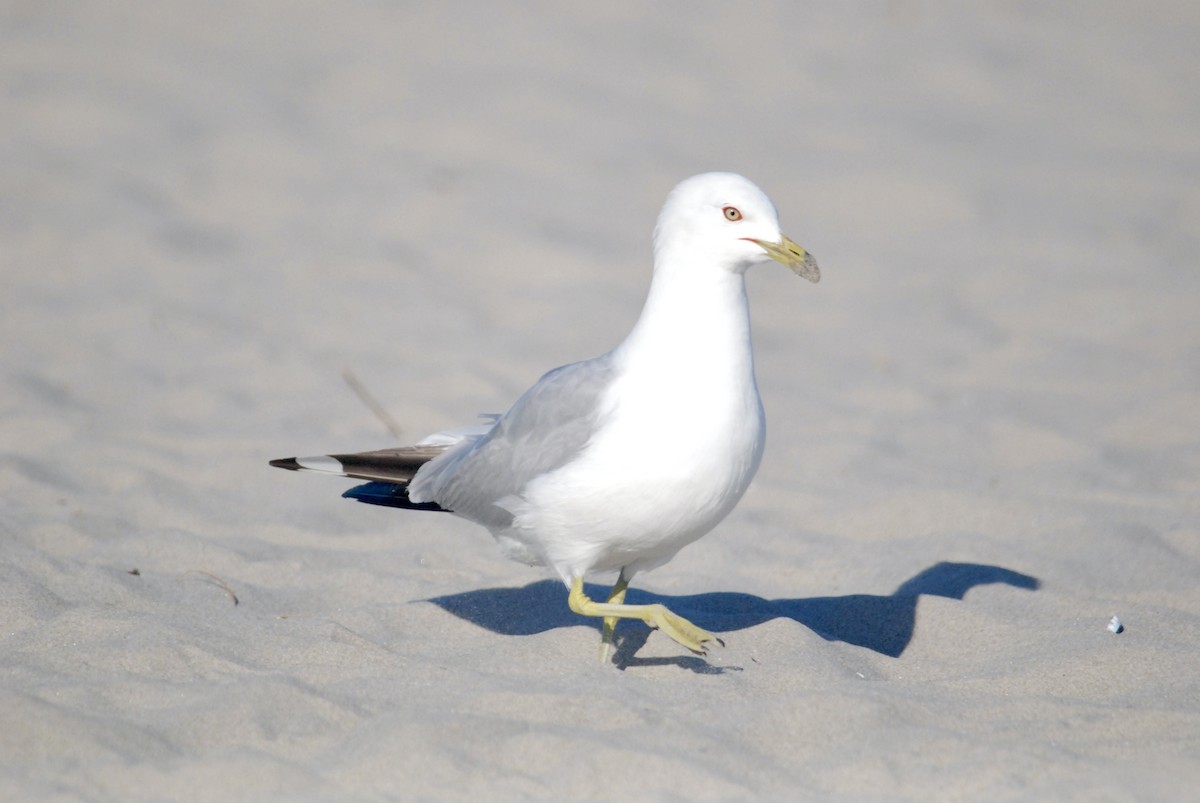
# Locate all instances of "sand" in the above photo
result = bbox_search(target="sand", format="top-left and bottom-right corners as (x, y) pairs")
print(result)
(3, 2), (1199, 800)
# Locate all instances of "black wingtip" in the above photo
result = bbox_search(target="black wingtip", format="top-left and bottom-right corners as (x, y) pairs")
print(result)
(342, 481), (447, 512)
(269, 457), (301, 470)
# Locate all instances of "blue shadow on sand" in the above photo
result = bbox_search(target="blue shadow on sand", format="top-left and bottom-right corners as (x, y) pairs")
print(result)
(425, 561), (1040, 667)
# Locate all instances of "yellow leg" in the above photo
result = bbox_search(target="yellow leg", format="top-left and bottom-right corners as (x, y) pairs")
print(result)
(569, 576), (716, 655)
(598, 573), (629, 663)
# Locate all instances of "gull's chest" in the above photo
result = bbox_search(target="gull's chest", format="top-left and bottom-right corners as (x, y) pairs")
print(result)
(520, 273), (766, 535)
(515, 357), (765, 570)
(582, 351), (766, 502)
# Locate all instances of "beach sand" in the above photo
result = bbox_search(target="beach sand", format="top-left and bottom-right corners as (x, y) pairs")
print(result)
(3, 2), (1198, 799)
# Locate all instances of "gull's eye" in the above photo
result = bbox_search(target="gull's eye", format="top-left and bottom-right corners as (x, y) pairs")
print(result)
(723, 206), (743, 222)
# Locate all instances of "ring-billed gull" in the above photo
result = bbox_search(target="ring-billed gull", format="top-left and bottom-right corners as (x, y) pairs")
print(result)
(271, 172), (819, 659)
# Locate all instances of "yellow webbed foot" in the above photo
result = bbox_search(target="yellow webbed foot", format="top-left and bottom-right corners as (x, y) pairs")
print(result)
(639, 603), (718, 653)
(569, 576), (718, 658)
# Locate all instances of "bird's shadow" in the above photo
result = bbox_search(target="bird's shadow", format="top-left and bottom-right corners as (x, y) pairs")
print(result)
(424, 561), (1040, 671)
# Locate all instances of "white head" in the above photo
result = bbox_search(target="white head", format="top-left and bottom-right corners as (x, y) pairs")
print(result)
(653, 172), (819, 282)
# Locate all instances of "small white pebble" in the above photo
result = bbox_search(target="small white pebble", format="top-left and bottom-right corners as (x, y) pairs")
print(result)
(1107, 615), (1123, 634)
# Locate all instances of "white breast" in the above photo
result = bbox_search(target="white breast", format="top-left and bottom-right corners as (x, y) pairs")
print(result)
(501, 268), (766, 583)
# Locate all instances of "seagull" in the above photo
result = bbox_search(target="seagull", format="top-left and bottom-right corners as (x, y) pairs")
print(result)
(271, 172), (819, 659)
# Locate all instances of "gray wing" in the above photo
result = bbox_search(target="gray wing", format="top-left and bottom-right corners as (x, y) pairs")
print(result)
(408, 354), (617, 528)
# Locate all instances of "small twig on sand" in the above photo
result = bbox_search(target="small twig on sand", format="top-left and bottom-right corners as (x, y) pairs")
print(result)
(181, 570), (239, 606)
(341, 367), (404, 440)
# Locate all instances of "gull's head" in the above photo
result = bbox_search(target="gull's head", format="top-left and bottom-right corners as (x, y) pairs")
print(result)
(653, 172), (819, 283)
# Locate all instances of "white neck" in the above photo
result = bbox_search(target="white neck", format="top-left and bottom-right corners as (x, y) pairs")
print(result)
(613, 258), (756, 385)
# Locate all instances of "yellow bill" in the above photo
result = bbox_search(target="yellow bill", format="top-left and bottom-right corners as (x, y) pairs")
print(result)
(748, 235), (820, 283)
